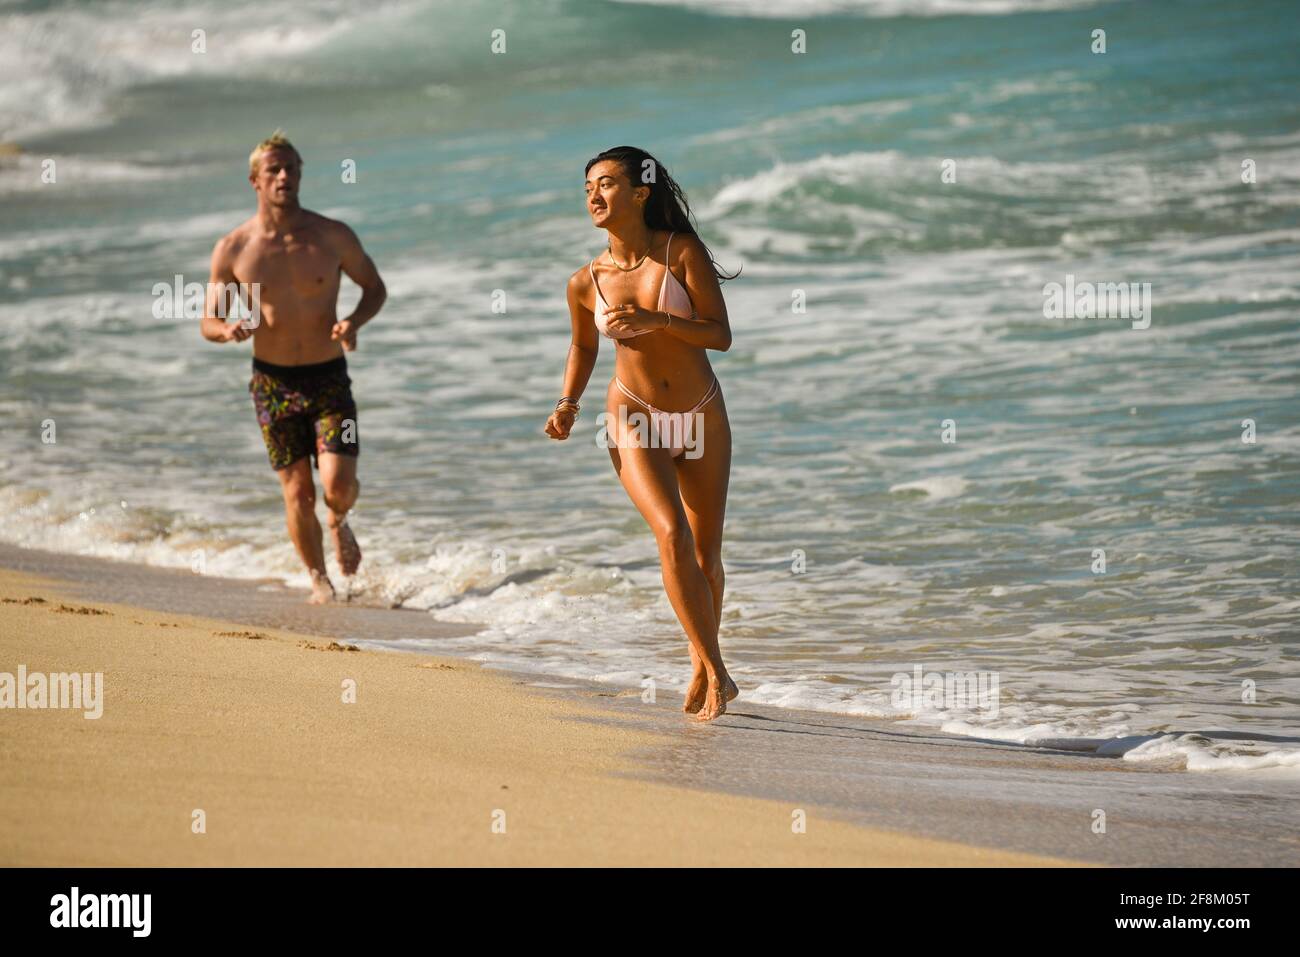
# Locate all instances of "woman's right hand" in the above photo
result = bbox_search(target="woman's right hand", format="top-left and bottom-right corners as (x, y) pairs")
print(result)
(544, 407), (578, 440)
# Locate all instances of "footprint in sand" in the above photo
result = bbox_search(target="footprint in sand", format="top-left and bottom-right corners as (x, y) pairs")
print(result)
(297, 639), (359, 652)
(56, 604), (110, 616)
(3, 596), (109, 616)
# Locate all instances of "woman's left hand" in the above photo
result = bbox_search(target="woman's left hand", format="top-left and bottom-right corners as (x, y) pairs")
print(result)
(603, 304), (668, 337)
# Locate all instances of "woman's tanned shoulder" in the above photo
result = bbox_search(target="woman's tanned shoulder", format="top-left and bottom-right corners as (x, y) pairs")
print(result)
(673, 232), (709, 267)
(567, 262), (593, 294)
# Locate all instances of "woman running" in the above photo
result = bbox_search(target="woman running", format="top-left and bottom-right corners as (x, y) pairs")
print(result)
(544, 146), (739, 721)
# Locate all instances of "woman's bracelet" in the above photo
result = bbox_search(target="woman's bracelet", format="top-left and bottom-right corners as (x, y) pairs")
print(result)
(660, 311), (672, 331)
(556, 397), (580, 415)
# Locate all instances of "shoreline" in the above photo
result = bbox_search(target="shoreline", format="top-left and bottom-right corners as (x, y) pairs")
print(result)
(0, 560), (1076, 866)
(3, 543), (1296, 866)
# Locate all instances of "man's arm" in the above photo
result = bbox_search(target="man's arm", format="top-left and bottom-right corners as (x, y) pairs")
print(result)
(200, 236), (251, 344)
(329, 222), (386, 350)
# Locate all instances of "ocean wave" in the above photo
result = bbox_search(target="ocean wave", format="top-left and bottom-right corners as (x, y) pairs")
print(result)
(0, 150), (214, 196)
(0, 0), (425, 140)
(610, 0), (1112, 19)
(889, 477), (969, 500)
(1116, 734), (1300, 774)
(699, 147), (1300, 257)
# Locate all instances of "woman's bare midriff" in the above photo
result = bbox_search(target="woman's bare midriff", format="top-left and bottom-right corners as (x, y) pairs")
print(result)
(612, 336), (716, 411)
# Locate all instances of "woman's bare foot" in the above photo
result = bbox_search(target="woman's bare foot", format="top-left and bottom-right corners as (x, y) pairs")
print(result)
(308, 569), (335, 604)
(329, 515), (362, 576)
(683, 665), (708, 713)
(692, 674), (738, 722)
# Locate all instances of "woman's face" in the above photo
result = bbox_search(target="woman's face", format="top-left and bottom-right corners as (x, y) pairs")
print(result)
(585, 160), (647, 229)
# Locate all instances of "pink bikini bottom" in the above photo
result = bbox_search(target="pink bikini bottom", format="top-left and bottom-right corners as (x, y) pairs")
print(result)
(612, 377), (719, 459)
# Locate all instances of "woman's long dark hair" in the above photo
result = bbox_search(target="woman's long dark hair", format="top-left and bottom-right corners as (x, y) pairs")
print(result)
(585, 145), (740, 282)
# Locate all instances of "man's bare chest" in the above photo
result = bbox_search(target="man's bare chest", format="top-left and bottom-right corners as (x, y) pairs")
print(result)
(234, 237), (340, 301)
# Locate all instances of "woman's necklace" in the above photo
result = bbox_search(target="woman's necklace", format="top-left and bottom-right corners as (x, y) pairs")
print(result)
(606, 238), (651, 272)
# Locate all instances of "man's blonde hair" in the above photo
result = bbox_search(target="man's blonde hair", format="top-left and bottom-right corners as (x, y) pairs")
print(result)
(249, 130), (302, 175)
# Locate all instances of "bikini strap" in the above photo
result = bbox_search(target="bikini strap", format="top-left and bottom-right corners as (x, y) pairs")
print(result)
(589, 257), (603, 308)
(614, 377), (639, 405)
(691, 377), (720, 413)
(659, 232), (676, 303)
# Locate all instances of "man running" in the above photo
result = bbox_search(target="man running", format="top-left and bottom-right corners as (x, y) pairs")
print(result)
(201, 131), (386, 603)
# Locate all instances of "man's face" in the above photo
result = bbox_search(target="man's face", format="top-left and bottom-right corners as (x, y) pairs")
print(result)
(252, 148), (302, 206)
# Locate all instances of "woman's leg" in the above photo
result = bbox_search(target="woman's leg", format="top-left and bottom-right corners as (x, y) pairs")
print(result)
(606, 382), (729, 714)
(675, 389), (734, 718)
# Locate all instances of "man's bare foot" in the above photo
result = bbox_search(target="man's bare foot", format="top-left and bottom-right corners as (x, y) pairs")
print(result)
(308, 569), (335, 604)
(692, 674), (738, 722)
(329, 514), (362, 576)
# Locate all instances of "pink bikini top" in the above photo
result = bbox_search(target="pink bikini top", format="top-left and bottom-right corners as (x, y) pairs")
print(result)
(590, 231), (694, 340)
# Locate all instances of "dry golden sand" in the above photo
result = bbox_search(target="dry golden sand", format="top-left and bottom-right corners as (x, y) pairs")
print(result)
(0, 568), (1082, 866)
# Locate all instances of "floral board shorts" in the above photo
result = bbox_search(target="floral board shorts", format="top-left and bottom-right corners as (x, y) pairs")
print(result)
(249, 356), (359, 471)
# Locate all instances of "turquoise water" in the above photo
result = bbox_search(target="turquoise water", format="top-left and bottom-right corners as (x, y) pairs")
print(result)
(2, 0), (1299, 771)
